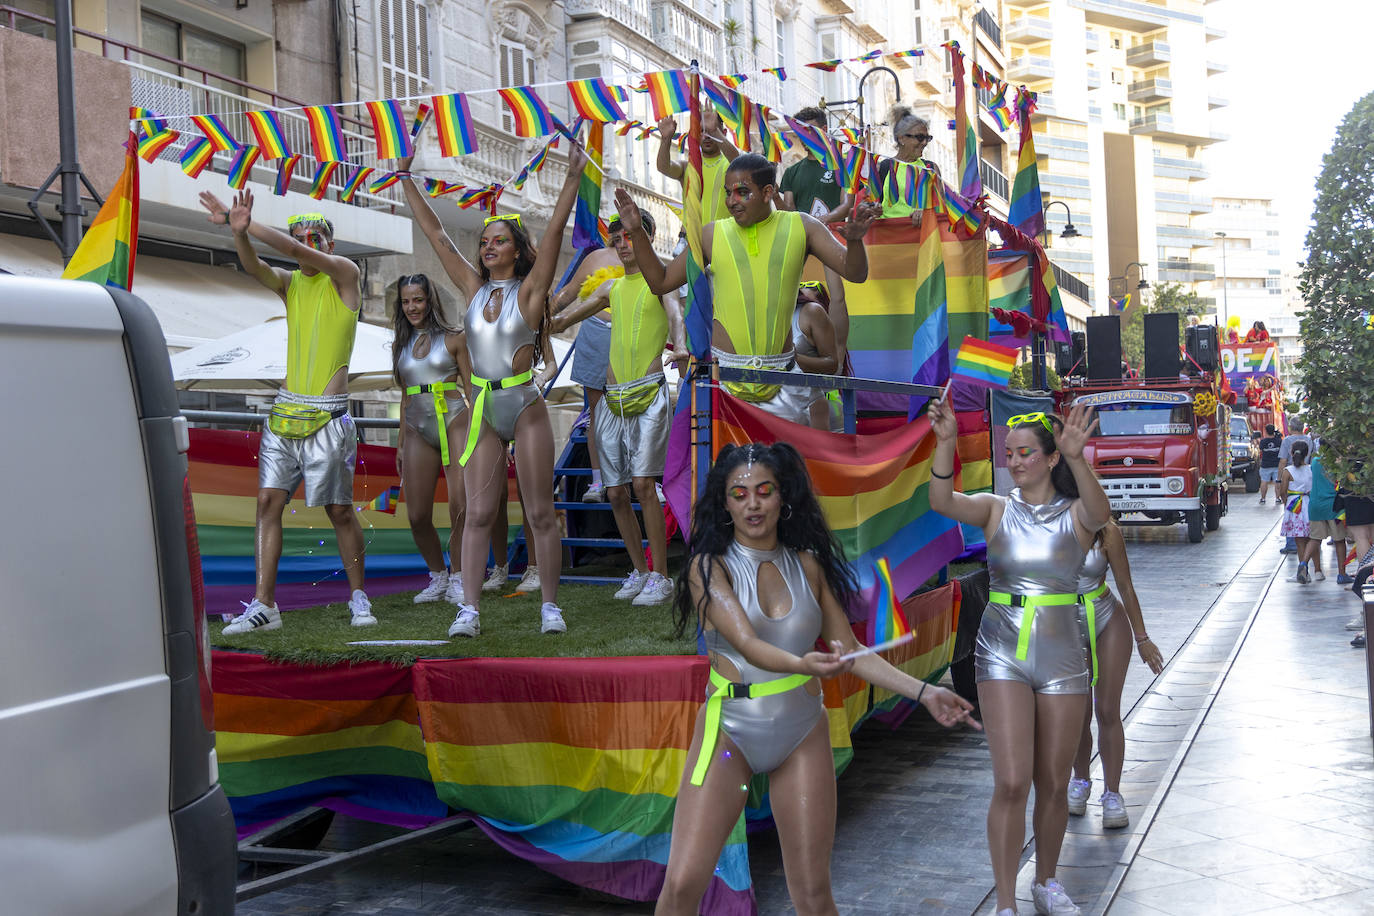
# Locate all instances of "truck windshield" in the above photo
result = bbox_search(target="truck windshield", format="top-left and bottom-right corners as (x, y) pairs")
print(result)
(1230, 416), (1250, 438)
(1093, 403), (1194, 436)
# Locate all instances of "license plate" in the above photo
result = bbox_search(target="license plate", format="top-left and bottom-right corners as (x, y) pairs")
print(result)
(1113, 499), (1147, 511)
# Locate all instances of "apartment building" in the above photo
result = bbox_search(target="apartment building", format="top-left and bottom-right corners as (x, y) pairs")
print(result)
(1199, 195), (1283, 330)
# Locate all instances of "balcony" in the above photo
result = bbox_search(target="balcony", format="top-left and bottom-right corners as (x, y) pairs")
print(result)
(910, 51), (943, 92)
(1127, 77), (1172, 103)
(1053, 262), (1091, 304)
(1153, 156), (1209, 181)
(1032, 91), (1057, 117)
(1129, 111), (1173, 135)
(1007, 55), (1055, 83)
(1006, 15), (1053, 45)
(1206, 24), (1226, 41)
(1126, 40), (1170, 67)
(1077, 0), (1170, 33)
(1155, 192), (1213, 215)
(1156, 224), (1213, 245)
(1157, 259), (1216, 284)
(980, 159), (1010, 202)
(975, 7), (1003, 48)
(1207, 59), (1227, 74)
(1086, 67), (1102, 89)
(1006, 0), (1047, 7)
(652, 1), (720, 74)
(1208, 95), (1228, 110)
(1085, 29), (1101, 52)
(564, 0), (652, 38)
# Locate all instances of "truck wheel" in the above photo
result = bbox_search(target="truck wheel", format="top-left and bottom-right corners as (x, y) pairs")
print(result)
(1186, 509), (1205, 543)
(1244, 466), (1260, 493)
(1205, 502), (1222, 531)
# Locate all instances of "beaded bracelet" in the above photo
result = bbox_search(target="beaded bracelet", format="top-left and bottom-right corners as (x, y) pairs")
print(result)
(930, 468), (954, 480)
(1135, 634), (1152, 644)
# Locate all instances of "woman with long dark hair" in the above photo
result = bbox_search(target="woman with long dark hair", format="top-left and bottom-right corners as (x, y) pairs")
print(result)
(657, 442), (979, 916)
(928, 400), (1110, 916)
(790, 280), (841, 431)
(390, 274), (470, 605)
(399, 143), (588, 637)
(1280, 440), (1316, 583)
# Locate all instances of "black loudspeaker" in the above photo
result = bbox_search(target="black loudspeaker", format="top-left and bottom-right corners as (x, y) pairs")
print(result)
(1071, 331), (1087, 373)
(1186, 323), (1217, 373)
(1054, 341), (1074, 377)
(1086, 315), (1122, 380)
(1144, 312), (1180, 379)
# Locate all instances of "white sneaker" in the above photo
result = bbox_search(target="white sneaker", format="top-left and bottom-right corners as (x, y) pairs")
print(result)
(448, 605), (480, 637)
(482, 564), (509, 591)
(414, 569), (449, 604)
(1346, 616), (1366, 631)
(1313, 569), (1327, 581)
(1031, 878), (1080, 915)
(1101, 790), (1129, 829)
(541, 602), (567, 634)
(1067, 777), (1090, 816)
(516, 565), (541, 593)
(614, 569), (647, 600)
(222, 599), (281, 635)
(349, 590), (377, 627)
(654, 482), (666, 504)
(632, 572), (673, 606)
(582, 482), (605, 503)
(445, 572), (464, 606)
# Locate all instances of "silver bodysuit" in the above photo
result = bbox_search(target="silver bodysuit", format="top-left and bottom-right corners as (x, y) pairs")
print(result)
(397, 333), (465, 452)
(1076, 543), (1120, 635)
(784, 308), (823, 410)
(976, 489), (1090, 694)
(465, 277), (540, 441)
(702, 542), (826, 774)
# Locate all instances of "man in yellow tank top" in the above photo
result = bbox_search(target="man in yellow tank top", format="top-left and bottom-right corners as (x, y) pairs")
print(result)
(656, 110), (738, 224)
(616, 153), (879, 424)
(554, 208), (687, 608)
(198, 189), (373, 634)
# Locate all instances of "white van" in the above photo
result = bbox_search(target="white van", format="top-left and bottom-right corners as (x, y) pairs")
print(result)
(0, 277), (236, 914)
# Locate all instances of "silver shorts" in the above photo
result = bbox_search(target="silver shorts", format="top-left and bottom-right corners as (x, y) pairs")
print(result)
(405, 392), (467, 455)
(259, 414), (357, 507)
(753, 385), (812, 425)
(571, 315), (611, 390)
(975, 600), (1090, 695)
(594, 378), (671, 487)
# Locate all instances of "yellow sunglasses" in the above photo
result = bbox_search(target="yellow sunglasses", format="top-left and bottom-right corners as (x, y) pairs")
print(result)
(1006, 411), (1055, 433)
(799, 280), (826, 290)
(483, 213), (524, 231)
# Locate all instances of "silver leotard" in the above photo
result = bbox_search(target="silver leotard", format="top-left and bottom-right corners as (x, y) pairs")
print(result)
(1076, 543), (1120, 635)
(976, 489), (1090, 694)
(397, 334), (466, 452)
(784, 308), (823, 410)
(465, 277), (541, 440)
(702, 542), (826, 774)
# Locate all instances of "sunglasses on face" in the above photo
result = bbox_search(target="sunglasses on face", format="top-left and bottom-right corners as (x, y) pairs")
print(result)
(483, 213), (524, 231)
(799, 280), (826, 291)
(903, 133), (933, 142)
(1006, 412), (1055, 434)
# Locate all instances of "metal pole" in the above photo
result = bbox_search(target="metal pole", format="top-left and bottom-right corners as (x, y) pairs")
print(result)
(1032, 330), (1047, 390)
(54, 0), (85, 261)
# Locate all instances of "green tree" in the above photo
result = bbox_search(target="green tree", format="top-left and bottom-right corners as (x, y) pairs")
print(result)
(1119, 282), (1201, 371)
(1297, 90), (1374, 495)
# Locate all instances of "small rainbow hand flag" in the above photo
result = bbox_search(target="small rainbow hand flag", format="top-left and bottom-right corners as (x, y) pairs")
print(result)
(950, 336), (1019, 390)
(365, 99), (414, 159)
(643, 69), (691, 121)
(498, 86), (558, 137)
(866, 557), (913, 647)
(364, 485), (401, 514)
(567, 77), (626, 123)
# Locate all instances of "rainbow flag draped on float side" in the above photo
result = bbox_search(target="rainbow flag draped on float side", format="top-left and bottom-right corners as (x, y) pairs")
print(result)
(61, 132), (139, 290)
(948, 42), (982, 203)
(1008, 90), (1045, 238)
(571, 121), (608, 250)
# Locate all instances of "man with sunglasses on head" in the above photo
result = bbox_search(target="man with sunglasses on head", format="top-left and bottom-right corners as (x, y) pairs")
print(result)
(198, 190), (373, 634)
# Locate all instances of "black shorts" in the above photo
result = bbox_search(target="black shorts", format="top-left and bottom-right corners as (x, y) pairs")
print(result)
(1345, 495), (1374, 527)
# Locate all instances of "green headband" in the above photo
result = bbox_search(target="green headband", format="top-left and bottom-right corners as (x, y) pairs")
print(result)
(288, 212), (327, 226)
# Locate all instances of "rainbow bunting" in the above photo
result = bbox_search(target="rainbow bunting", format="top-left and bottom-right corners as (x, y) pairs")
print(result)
(988, 83), (1015, 131)
(179, 137), (215, 178)
(303, 105), (348, 162)
(890, 49), (924, 58)
(783, 115), (841, 171)
(411, 102), (432, 138)
(637, 126), (658, 141)
(431, 93), (479, 157)
(947, 41), (982, 204)
(838, 127), (862, 144)
(866, 558), (913, 646)
(340, 166), (374, 203)
(615, 120), (642, 137)
(456, 185), (497, 210)
(226, 146), (260, 190)
(245, 110), (291, 160)
(675, 133), (688, 153)
(368, 170), (403, 194)
(643, 69), (691, 121)
(571, 121), (608, 250)
(136, 127), (178, 163)
(701, 80), (747, 148)
(423, 177), (463, 198)
(1008, 88), (1045, 237)
(365, 485), (401, 514)
(951, 336), (1018, 389)
(497, 86), (558, 137)
(191, 114), (239, 153)
(754, 104), (780, 162)
(841, 144), (868, 194)
(858, 49), (883, 62)
(806, 60), (842, 72)
(61, 131), (138, 291)
(365, 99), (414, 159)
(718, 73), (748, 88)
(129, 106), (168, 134)
(567, 77), (626, 123)
(629, 78), (649, 93)
(273, 154), (303, 196)
(761, 66), (787, 81)
(678, 67), (714, 358)
(307, 161), (339, 200)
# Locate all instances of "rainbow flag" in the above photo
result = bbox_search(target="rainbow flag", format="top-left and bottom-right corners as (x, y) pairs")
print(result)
(571, 120), (608, 251)
(129, 106), (168, 134)
(303, 105), (348, 162)
(911, 204), (950, 408)
(567, 77), (625, 123)
(719, 73), (748, 88)
(987, 83), (1015, 131)
(179, 137), (215, 178)
(497, 86), (557, 137)
(806, 60), (842, 72)
(643, 69), (691, 121)
(755, 103), (781, 162)
(840, 144), (868, 194)
(365, 484), (401, 514)
(62, 132), (138, 290)
(192, 114), (238, 152)
(951, 336), (1018, 389)
(245, 110), (291, 160)
(365, 99), (414, 159)
(866, 558), (913, 646)
(307, 161), (339, 200)
(615, 120), (642, 137)
(890, 49), (924, 59)
(987, 250), (1033, 347)
(681, 67), (714, 359)
(226, 146), (260, 190)
(272, 154), (302, 196)
(783, 115), (840, 171)
(947, 41), (982, 204)
(1008, 88), (1044, 237)
(423, 177), (464, 198)
(431, 92), (479, 157)
(410, 102), (431, 138)
(367, 171), (403, 194)
(340, 166), (374, 203)
(761, 66), (787, 81)
(136, 126), (178, 163)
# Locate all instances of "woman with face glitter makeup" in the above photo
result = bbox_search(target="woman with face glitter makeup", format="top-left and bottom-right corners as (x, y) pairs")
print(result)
(655, 442), (980, 916)
(928, 399), (1110, 916)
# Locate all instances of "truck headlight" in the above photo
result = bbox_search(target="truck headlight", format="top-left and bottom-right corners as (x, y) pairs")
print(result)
(1166, 477), (1185, 493)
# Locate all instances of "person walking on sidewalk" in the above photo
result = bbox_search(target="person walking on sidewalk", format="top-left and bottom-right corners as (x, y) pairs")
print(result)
(1280, 441), (1316, 583)
(1067, 521), (1165, 831)
(1257, 424), (1281, 506)
(1278, 427), (1313, 553)
(929, 402), (1111, 916)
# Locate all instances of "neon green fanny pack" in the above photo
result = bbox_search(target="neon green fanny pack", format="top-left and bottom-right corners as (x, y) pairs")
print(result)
(267, 402), (334, 438)
(603, 375), (664, 417)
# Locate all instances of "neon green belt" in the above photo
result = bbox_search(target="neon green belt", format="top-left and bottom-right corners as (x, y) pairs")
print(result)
(1079, 582), (1109, 687)
(459, 369), (534, 466)
(404, 381), (462, 466)
(690, 666), (812, 787)
(989, 589), (1082, 672)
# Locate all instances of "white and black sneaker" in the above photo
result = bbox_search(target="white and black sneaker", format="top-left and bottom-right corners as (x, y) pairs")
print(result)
(222, 599), (281, 635)
(414, 569), (449, 604)
(448, 605), (480, 638)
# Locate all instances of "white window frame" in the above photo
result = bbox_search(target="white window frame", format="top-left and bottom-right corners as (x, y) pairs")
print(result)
(376, 0), (433, 100)
(498, 39), (538, 135)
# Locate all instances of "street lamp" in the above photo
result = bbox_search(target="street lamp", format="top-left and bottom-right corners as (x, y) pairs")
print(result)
(823, 66), (900, 155)
(1125, 261), (1150, 290)
(1043, 200), (1080, 244)
(1214, 231), (1229, 328)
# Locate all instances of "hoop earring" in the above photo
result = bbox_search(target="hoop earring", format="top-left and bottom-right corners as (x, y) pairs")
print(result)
(781, 503), (793, 520)
(725, 517), (734, 526)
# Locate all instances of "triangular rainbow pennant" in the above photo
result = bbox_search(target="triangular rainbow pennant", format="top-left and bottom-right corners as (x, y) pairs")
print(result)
(363, 485), (401, 514)
(61, 132), (139, 291)
(865, 557), (913, 647)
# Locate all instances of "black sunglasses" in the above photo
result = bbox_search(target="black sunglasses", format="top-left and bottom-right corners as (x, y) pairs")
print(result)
(903, 133), (933, 142)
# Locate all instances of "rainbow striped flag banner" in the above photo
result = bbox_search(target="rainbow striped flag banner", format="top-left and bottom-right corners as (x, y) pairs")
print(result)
(867, 558), (913, 646)
(192, 114), (239, 152)
(987, 250), (1034, 347)
(226, 145), (260, 190)
(272, 154), (303, 196)
(307, 161), (339, 200)
(365, 99), (414, 159)
(680, 67), (714, 358)
(951, 335), (1018, 389)
(911, 203), (951, 409)
(761, 66), (787, 81)
(497, 86), (558, 137)
(129, 106), (168, 134)
(431, 92), (479, 156)
(423, 177), (464, 198)
(180, 137), (215, 178)
(754, 103), (781, 162)
(1008, 88), (1045, 237)
(62, 132), (138, 290)
(340, 166), (374, 203)
(364, 484), (401, 514)
(245, 109), (292, 160)
(571, 120), (608, 250)
(303, 105), (348, 162)
(567, 77), (625, 123)
(367, 171), (404, 194)
(946, 41), (982, 204)
(719, 73), (748, 87)
(643, 69), (691, 121)
(410, 101), (431, 138)
(136, 126), (179, 163)
(783, 114), (840, 171)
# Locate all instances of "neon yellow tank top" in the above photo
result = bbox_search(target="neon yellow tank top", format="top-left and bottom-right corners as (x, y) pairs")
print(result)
(702, 154), (731, 223)
(608, 272), (668, 383)
(880, 159), (927, 218)
(285, 270), (358, 395)
(710, 209), (807, 356)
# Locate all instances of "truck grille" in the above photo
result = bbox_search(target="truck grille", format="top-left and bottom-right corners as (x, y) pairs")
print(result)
(1100, 457), (1159, 466)
(1101, 476), (1171, 497)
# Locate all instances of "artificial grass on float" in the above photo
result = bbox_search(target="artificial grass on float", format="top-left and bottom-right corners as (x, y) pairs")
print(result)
(209, 582), (696, 666)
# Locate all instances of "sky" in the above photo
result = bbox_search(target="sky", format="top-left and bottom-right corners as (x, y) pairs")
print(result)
(1204, 0), (1374, 267)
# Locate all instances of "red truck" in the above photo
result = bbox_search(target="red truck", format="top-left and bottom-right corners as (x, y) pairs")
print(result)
(1057, 377), (1232, 543)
